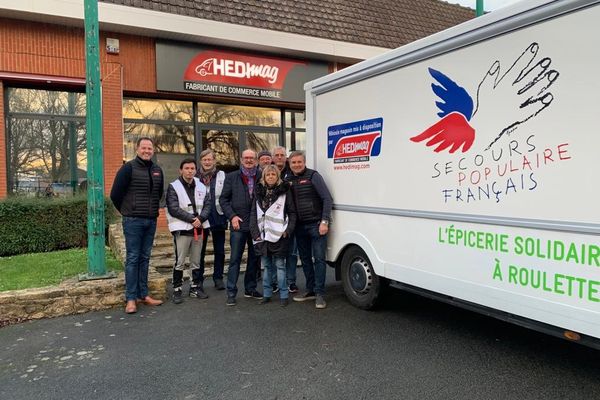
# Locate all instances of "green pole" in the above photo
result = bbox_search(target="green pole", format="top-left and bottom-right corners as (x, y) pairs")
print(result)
(68, 93), (78, 194)
(81, 0), (111, 280)
(476, 0), (484, 16)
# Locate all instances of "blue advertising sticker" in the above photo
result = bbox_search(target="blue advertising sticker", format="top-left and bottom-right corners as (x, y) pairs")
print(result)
(327, 118), (383, 164)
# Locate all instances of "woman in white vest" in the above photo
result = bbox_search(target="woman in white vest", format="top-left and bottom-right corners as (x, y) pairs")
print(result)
(196, 149), (228, 290)
(166, 158), (211, 304)
(250, 164), (297, 306)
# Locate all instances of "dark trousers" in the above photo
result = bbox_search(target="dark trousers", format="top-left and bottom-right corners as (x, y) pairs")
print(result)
(295, 222), (328, 295)
(200, 228), (226, 282)
(226, 230), (259, 298)
(123, 216), (157, 301)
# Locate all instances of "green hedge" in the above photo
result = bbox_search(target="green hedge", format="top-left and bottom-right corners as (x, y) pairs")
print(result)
(0, 195), (116, 256)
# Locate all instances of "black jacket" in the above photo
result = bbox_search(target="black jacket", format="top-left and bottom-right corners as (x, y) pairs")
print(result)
(110, 156), (164, 218)
(250, 182), (296, 256)
(220, 169), (262, 232)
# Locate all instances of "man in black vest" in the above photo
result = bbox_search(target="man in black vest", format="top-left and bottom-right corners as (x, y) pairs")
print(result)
(288, 151), (333, 309)
(110, 137), (164, 314)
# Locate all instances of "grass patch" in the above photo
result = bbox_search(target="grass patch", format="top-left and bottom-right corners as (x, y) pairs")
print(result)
(0, 248), (122, 292)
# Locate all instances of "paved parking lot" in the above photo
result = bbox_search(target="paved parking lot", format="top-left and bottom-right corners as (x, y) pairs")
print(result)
(1, 272), (599, 400)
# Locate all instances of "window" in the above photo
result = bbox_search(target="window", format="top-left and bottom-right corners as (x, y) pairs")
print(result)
(197, 103), (281, 127)
(123, 99), (193, 185)
(121, 100), (306, 178)
(6, 88), (86, 196)
(284, 110), (306, 151)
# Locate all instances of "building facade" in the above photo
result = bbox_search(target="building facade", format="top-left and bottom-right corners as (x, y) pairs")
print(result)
(0, 0), (474, 198)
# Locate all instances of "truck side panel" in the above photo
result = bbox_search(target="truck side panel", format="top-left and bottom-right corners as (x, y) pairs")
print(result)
(309, 2), (600, 338)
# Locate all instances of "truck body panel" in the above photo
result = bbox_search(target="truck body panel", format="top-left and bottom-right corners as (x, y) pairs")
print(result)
(305, 0), (600, 341)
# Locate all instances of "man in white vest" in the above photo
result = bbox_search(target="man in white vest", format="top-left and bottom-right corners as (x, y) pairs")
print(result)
(196, 149), (228, 290)
(166, 158), (211, 304)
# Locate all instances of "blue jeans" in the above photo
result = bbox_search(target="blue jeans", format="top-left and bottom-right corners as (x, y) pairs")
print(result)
(226, 230), (259, 298)
(262, 255), (288, 299)
(295, 222), (328, 295)
(285, 235), (298, 286)
(200, 228), (226, 282)
(122, 216), (157, 301)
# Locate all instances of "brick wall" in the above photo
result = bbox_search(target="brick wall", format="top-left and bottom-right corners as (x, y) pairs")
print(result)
(101, 63), (124, 196)
(0, 19), (86, 77)
(0, 80), (6, 198)
(0, 17), (161, 199)
(117, 35), (156, 93)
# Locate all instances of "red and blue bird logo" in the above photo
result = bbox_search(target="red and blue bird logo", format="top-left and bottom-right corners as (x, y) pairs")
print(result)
(410, 68), (475, 153)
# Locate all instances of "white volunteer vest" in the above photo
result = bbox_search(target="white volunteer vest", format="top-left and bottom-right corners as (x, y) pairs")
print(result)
(166, 177), (210, 232)
(214, 170), (225, 215)
(256, 194), (288, 243)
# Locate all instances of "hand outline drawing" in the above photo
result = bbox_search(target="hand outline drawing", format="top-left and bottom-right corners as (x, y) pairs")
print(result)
(472, 42), (559, 150)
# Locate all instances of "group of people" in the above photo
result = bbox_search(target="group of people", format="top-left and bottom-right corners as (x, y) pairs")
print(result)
(110, 137), (333, 314)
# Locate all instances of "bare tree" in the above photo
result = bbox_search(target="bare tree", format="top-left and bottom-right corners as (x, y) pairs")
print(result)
(7, 89), (86, 194)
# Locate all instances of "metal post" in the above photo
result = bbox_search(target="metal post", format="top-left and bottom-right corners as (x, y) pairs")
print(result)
(81, 0), (113, 280)
(476, 0), (484, 16)
(68, 93), (78, 194)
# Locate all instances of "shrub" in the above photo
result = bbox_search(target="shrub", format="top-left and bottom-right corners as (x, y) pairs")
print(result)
(0, 195), (116, 256)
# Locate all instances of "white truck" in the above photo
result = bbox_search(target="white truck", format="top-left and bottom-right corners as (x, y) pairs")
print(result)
(304, 0), (600, 348)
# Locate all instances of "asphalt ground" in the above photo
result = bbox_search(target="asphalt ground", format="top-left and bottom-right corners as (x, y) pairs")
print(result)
(1, 270), (599, 400)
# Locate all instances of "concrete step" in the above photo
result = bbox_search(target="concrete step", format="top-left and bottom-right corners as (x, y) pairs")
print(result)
(150, 244), (231, 260)
(152, 235), (231, 249)
(151, 254), (247, 271)
(109, 223), (232, 262)
(109, 223), (264, 281)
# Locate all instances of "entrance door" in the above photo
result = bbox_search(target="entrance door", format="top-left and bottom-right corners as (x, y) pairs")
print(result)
(198, 103), (282, 172)
(200, 129), (281, 172)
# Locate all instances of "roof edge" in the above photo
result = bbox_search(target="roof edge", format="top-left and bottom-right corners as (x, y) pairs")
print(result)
(0, 0), (391, 63)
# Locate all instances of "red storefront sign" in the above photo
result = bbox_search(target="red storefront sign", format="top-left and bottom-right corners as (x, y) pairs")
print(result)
(183, 50), (306, 90)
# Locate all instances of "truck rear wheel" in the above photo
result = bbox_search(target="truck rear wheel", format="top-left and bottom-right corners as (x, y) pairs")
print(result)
(341, 246), (386, 310)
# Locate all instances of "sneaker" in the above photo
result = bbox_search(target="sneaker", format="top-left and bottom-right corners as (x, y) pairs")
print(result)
(172, 288), (183, 305)
(214, 279), (225, 291)
(288, 283), (299, 293)
(244, 290), (263, 299)
(226, 297), (236, 306)
(259, 297), (271, 305)
(190, 286), (208, 299)
(280, 298), (289, 307)
(293, 291), (316, 302)
(272, 283), (280, 294)
(315, 295), (327, 309)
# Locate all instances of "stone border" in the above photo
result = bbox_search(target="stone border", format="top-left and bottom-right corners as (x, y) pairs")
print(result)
(0, 271), (168, 328)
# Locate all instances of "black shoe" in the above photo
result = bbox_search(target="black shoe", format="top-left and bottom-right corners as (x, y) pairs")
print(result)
(172, 288), (183, 304)
(280, 298), (289, 307)
(288, 283), (299, 293)
(272, 283), (280, 294)
(244, 290), (263, 299)
(293, 291), (316, 302)
(214, 279), (225, 291)
(226, 297), (236, 306)
(190, 286), (208, 299)
(259, 297), (271, 305)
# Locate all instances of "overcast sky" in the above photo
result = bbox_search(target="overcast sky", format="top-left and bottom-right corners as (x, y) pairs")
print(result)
(449, 0), (524, 11)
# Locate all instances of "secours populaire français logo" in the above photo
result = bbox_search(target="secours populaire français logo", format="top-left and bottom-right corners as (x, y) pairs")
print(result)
(407, 42), (574, 205)
(409, 42), (559, 154)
